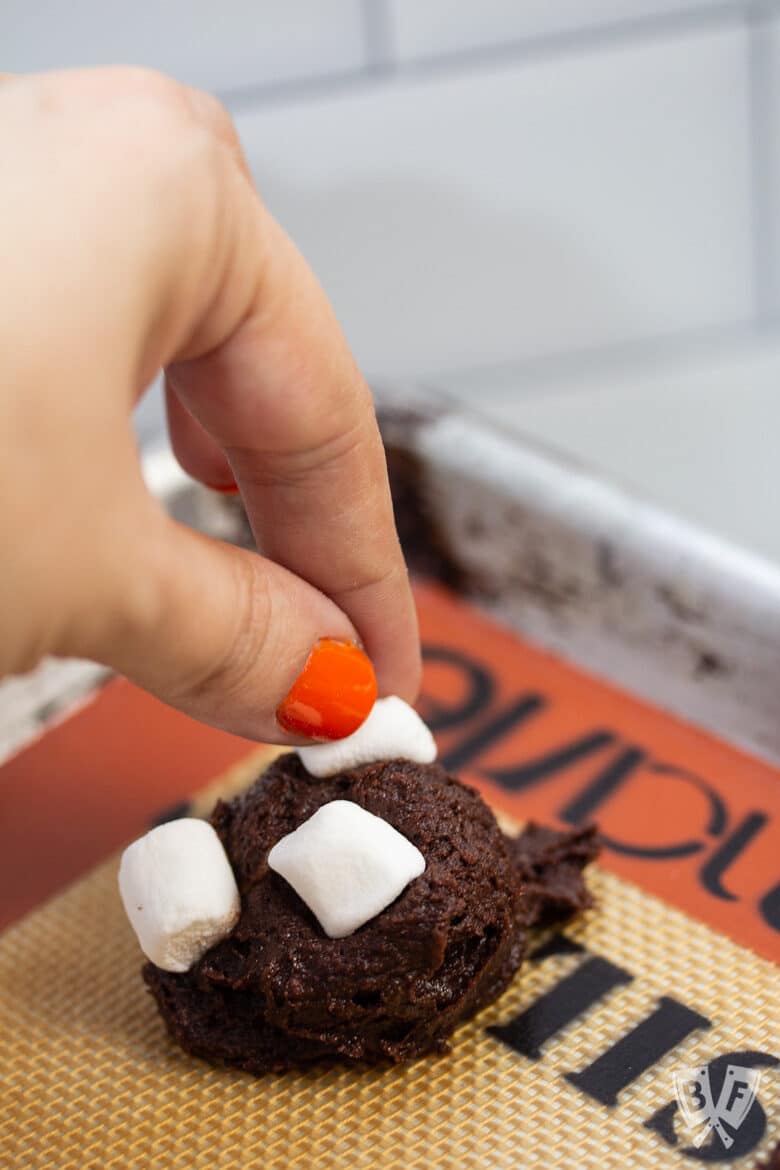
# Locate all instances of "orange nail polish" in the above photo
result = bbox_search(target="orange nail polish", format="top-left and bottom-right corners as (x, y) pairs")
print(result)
(277, 639), (377, 741)
(206, 481), (240, 495)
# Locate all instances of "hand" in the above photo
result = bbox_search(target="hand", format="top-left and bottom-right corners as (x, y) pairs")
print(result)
(0, 68), (420, 742)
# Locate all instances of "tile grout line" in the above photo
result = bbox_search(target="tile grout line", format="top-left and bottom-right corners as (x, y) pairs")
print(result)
(360, 0), (395, 73)
(746, 1), (780, 324)
(380, 0), (753, 77)
(218, 0), (751, 113)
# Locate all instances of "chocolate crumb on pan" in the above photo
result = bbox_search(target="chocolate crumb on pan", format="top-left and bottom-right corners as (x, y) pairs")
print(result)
(144, 754), (598, 1072)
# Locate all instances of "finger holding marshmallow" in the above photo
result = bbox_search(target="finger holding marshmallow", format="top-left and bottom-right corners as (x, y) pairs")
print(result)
(118, 819), (240, 973)
(298, 695), (436, 778)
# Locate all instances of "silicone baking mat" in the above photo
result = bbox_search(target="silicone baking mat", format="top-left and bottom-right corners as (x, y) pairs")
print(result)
(0, 581), (778, 1168)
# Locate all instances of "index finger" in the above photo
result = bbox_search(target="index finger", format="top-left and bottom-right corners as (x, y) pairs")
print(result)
(166, 177), (420, 703)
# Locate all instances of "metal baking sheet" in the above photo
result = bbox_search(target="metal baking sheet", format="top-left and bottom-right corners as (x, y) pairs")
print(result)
(376, 383), (780, 767)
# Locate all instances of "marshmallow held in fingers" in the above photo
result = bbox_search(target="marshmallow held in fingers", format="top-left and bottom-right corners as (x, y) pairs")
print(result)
(268, 800), (426, 938)
(297, 695), (436, 778)
(118, 819), (240, 972)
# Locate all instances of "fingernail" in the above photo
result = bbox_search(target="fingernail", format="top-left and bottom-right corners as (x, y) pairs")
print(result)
(206, 481), (240, 495)
(277, 639), (377, 741)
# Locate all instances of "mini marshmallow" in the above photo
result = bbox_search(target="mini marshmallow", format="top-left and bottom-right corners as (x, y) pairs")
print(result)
(267, 800), (425, 938)
(118, 819), (240, 973)
(297, 695), (436, 779)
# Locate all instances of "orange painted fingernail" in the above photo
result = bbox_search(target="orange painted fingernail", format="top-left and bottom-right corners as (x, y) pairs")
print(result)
(277, 639), (377, 741)
(206, 481), (240, 495)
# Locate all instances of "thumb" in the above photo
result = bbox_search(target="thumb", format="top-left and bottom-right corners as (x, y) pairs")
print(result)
(97, 509), (376, 744)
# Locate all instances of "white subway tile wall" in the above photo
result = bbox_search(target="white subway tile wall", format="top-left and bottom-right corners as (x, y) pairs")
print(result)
(1, 1), (761, 385)
(2, 0), (366, 92)
(234, 20), (752, 380)
(387, 0), (721, 62)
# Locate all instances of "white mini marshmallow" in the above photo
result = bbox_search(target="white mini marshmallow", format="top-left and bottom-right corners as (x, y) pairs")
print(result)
(118, 819), (240, 972)
(267, 800), (425, 938)
(297, 695), (436, 778)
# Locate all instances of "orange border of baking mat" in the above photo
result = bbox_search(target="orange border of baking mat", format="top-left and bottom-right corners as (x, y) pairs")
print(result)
(0, 682), (257, 929)
(1, 580), (778, 964)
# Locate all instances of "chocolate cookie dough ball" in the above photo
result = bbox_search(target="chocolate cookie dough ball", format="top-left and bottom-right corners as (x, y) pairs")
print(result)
(144, 754), (597, 1071)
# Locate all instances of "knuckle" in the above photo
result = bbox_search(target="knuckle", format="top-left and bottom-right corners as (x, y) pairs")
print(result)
(335, 560), (401, 602)
(66, 69), (207, 185)
(91, 72), (232, 229)
(184, 87), (239, 150)
(89, 66), (191, 130)
(108, 65), (186, 109)
(229, 418), (370, 490)
(92, 70), (225, 172)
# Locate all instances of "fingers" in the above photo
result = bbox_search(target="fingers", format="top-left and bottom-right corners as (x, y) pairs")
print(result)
(157, 110), (421, 704)
(98, 499), (369, 743)
(164, 380), (235, 490)
(149, 76), (420, 703)
(162, 72), (421, 704)
(167, 214), (421, 705)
